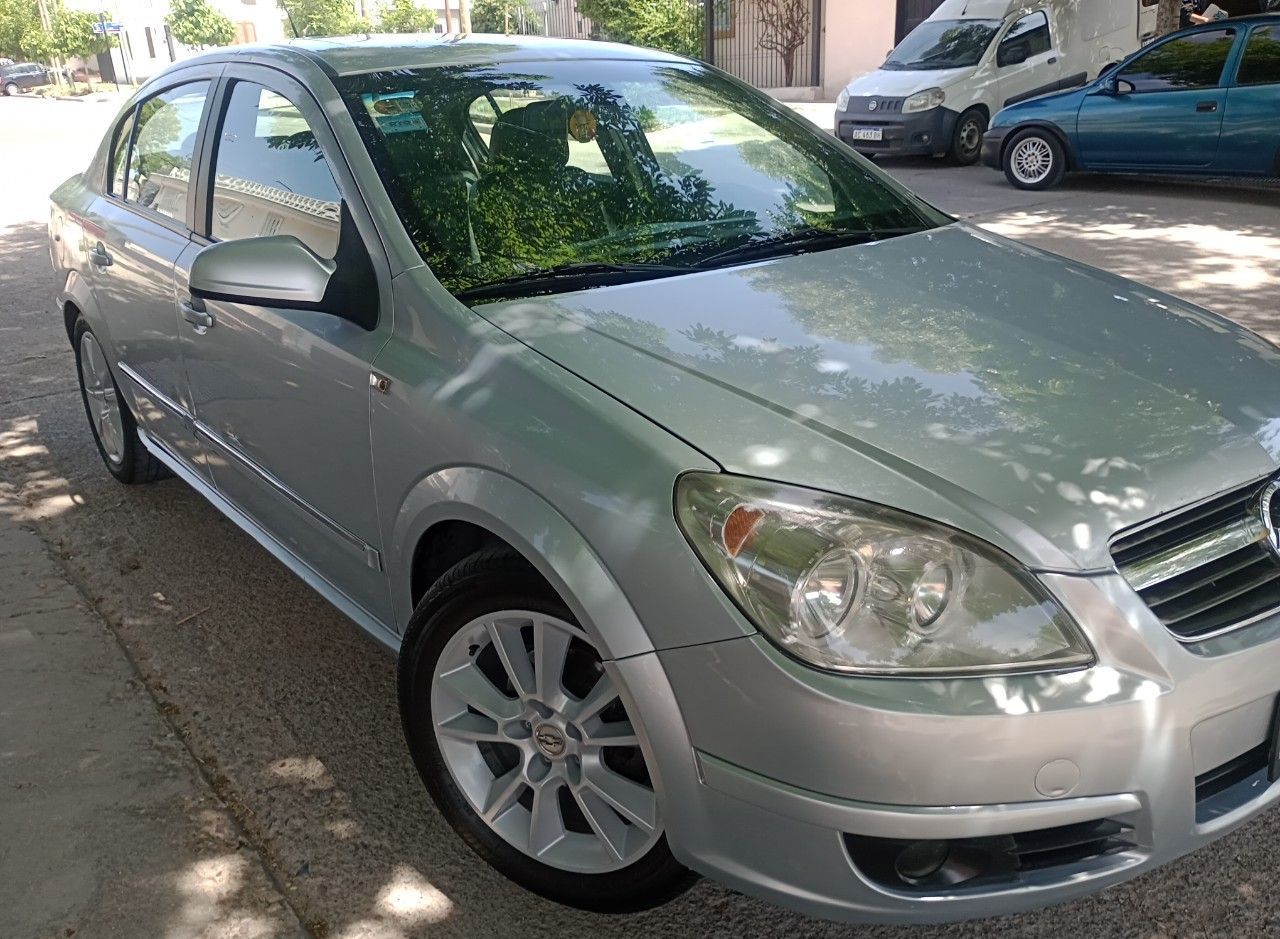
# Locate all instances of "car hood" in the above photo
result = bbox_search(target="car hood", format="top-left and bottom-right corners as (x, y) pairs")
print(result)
(477, 224), (1280, 571)
(845, 67), (973, 99)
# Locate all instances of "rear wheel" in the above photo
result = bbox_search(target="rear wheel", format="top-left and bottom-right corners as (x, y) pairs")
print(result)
(399, 550), (695, 912)
(1003, 127), (1067, 190)
(948, 107), (987, 165)
(73, 319), (168, 484)
(4, 82), (19, 97)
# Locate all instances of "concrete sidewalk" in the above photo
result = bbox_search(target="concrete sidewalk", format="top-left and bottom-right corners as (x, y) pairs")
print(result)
(0, 495), (307, 939)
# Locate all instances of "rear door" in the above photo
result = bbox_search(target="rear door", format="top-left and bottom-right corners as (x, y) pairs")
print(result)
(995, 10), (1063, 108)
(1220, 23), (1280, 175)
(179, 66), (395, 624)
(1077, 27), (1238, 168)
(85, 72), (217, 474)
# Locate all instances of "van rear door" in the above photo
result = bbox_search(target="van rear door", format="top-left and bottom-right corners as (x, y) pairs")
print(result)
(1138, 0), (1158, 43)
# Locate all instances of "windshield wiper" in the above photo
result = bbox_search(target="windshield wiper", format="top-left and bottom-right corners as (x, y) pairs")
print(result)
(456, 261), (689, 304)
(687, 226), (924, 269)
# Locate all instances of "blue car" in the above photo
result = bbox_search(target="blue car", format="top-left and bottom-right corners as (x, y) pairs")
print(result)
(982, 14), (1280, 189)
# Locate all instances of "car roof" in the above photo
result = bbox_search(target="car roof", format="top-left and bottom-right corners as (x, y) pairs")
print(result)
(181, 32), (690, 78)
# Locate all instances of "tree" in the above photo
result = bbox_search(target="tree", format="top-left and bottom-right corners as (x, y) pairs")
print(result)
(1155, 0), (1181, 36)
(166, 0), (234, 49)
(282, 0), (362, 37)
(756, 0), (810, 87)
(470, 0), (538, 34)
(51, 6), (110, 59)
(0, 0), (50, 61)
(575, 0), (703, 57)
(371, 0), (435, 33)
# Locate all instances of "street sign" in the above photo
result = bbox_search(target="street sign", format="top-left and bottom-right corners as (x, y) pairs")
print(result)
(91, 22), (123, 34)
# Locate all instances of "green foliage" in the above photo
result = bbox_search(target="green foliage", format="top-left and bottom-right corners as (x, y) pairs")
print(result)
(470, 0), (539, 34)
(166, 0), (234, 48)
(283, 0), (362, 38)
(575, 0), (703, 57)
(371, 0), (435, 34)
(51, 6), (110, 58)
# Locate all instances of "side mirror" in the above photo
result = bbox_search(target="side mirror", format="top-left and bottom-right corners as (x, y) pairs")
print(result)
(190, 235), (336, 309)
(1000, 45), (1028, 67)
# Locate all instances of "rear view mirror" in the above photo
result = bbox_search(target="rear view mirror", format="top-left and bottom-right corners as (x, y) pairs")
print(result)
(190, 235), (336, 308)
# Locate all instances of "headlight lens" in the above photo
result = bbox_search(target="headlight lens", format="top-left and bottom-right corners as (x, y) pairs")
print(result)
(903, 87), (946, 113)
(676, 474), (1093, 676)
(836, 88), (851, 111)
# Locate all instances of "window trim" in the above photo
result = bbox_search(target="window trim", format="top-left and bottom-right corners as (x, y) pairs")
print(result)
(100, 73), (219, 237)
(997, 10), (1052, 68)
(1119, 27), (1239, 94)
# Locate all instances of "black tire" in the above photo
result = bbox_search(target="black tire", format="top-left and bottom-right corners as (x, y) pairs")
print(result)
(1002, 127), (1067, 190)
(72, 318), (169, 484)
(4, 83), (18, 97)
(398, 548), (696, 913)
(948, 107), (987, 165)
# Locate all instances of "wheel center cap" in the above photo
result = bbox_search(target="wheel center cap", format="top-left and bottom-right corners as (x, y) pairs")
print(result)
(533, 724), (567, 759)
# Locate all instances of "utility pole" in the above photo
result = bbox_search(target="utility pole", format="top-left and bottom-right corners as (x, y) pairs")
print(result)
(442, 0), (451, 31)
(457, 0), (471, 33)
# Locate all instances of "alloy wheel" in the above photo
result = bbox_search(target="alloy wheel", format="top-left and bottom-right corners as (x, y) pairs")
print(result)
(78, 331), (125, 465)
(1010, 136), (1054, 185)
(430, 610), (661, 874)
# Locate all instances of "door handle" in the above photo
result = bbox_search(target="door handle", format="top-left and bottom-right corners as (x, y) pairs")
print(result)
(88, 242), (112, 268)
(181, 298), (214, 332)
(1047, 56), (1058, 65)
(1196, 100), (1218, 112)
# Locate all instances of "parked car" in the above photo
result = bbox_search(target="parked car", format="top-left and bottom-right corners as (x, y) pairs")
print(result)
(984, 14), (1280, 188)
(834, 0), (1158, 164)
(2, 61), (51, 95)
(49, 34), (1280, 924)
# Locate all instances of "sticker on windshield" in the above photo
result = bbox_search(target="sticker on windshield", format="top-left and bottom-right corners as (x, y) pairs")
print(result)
(362, 93), (428, 134)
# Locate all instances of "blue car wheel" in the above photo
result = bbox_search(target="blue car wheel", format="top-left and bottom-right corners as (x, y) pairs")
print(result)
(1003, 127), (1067, 191)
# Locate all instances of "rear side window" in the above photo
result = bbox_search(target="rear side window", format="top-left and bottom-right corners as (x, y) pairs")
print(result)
(109, 111), (135, 197)
(127, 81), (210, 225)
(208, 81), (342, 259)
(998, 11), (1051, 66)
(1121, 29), (1236, 93)
(1238, 25), (1280, 86)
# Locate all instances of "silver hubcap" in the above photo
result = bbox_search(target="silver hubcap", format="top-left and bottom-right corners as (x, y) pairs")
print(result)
(1010, 137), (1054, 184)
(78, 332), (125, 465)
(431, 611), (661, 873)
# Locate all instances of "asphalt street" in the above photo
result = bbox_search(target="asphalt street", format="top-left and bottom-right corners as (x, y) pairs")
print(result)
(3, 94), (1280, 938)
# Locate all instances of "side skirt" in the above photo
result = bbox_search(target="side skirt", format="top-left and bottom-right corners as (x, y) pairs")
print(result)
(138, 427), (401, 654)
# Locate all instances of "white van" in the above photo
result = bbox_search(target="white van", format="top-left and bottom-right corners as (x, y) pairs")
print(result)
(834, 0), (1158, 163)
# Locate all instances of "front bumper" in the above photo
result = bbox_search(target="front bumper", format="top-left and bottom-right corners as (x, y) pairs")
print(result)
(614, 570), (1280, 924)
(982, 124), (1012, 170)
(835, 104), (958, 157)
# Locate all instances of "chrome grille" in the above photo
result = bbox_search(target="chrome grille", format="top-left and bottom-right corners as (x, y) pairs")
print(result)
(1111, 477), (1280, 641)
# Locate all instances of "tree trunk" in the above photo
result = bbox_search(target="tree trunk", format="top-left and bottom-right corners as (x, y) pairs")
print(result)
(1156, 0), (1182, 36)
(458, 0), (472, 33)
(443, 0), (451, 32)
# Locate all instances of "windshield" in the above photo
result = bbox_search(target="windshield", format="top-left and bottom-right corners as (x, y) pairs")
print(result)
(884, 19), (1001, 70)
(338, 60), (942, 301)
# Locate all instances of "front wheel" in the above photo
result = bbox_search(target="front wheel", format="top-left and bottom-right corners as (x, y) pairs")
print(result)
(398, 549), (696, 912)
(948, 108), (987, 165)
(1003, 128), (1067, 190)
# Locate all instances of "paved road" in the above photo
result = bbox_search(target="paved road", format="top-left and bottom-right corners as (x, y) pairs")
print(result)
(3, 94), (1280, 938)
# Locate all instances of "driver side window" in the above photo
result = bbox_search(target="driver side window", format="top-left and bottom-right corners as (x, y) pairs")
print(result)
(998, 11), (1051, 67)
(1120, 29), (1237, 93)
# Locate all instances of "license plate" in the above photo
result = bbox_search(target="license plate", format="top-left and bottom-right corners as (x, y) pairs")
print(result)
(848, 128), (883, 142)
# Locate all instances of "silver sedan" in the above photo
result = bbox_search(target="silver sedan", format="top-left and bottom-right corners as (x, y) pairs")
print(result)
(48, 33), (1280, 924)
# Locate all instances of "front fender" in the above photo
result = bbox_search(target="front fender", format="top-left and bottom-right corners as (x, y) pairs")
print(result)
(390, 466), (656, 660)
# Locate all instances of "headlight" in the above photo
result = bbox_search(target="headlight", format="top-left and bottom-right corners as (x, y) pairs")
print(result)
(903, 87), (946, 113)
(676, 474), (1093, 676)
(836, 88), (850, 112)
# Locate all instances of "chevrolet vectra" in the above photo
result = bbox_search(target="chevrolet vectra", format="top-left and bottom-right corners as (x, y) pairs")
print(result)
(48, 33), (1280, 924)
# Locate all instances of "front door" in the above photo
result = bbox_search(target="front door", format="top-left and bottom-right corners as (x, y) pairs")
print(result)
(1077, 27), (1239, 168)
(88, 77), (213, 473)
(995, 10), (1061, 108)
(179, 68), (395, 624)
